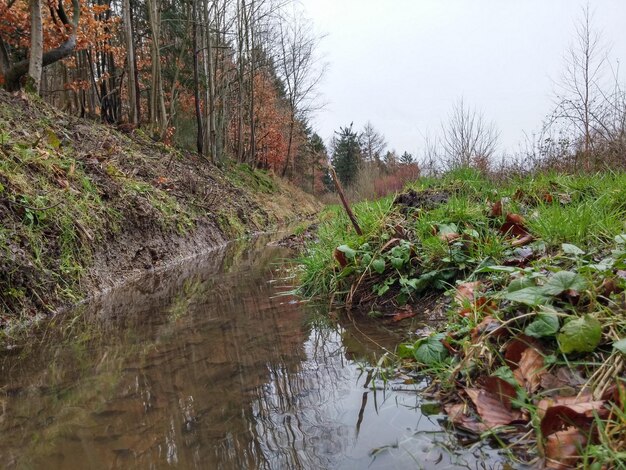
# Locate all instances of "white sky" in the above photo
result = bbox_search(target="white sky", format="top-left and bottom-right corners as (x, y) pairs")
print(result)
(300, 0), (626, 157)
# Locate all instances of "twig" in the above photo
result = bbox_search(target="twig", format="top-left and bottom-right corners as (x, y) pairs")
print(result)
(329, 166), (362, 235)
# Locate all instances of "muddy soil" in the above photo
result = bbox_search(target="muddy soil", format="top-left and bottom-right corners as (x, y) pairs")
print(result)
(0, 91), (320, 332)
(394, 188), (450, 211)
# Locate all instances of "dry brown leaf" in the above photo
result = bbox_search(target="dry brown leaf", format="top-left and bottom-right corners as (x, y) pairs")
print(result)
(489, 199), (503, 217)
(513, 346), (545, 393)
(500, 213), (531, 238)
(544, 427), (587, 469)
(480, 376), (518, 409)
(333, 248), (347, 268)
(470, 315), (504, 343)
(444, 402), (488, 434)
(455, 281), (481, 304)
(511, 234), (534, 247)
(465, 387), (523, 428)
(390, 309), (417, 322)
(540, 404), (604, 436)
(601, 278), (623, 297)
(540, 373), (577, 397)
(504, 335), (541, 368)
(537, 395), (604, 420)
(439, 232), (461, 243)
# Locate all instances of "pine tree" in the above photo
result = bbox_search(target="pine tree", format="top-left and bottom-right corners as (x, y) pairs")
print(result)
(331, 124), (362, 187)
(400, 151), (414, 165)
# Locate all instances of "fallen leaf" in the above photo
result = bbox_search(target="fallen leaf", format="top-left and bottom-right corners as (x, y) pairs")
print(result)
(489, 199), (503, 217)
(333, 248), (347, 267)
(390, 310), (417, 322)
(470, 315), (505, 342)
(543, 192), (554, 204)
(511, 234), (534, 247)
(439, 232), (461, 243)
(480, 376), (518, 409)
(537, 395), (604, 420)
(504, 335), (541, 368)
(500, 213), (531, 238)
(444, 402), (488, 434)
(455, 281), (481, 304)
(513, 346), (545, 393)
(544, 427), (587, 469)
(540, 373), (577, 397)
(601, 278), (621, 297)
(465, 387), (523, 428)
(540, 404), (603, 436)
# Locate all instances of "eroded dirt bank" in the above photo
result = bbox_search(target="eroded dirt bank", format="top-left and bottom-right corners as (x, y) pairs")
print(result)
(0, 91), (320, 336)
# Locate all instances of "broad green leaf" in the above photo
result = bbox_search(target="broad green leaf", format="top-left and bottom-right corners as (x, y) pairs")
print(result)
(542, 271), (588, 296)
(374, 283), (390, 296)
(502, 286), (550, 306)
(508, 277), (536, 292)
(361, 253), (372, 266)
(390, 257), (404, 270)
(615, 234), (626, 245)
(525, 312), (560, 338)
(414, 336), (448, 365)
(372, 258), (385, 274)
(562, 243), (585, 256)
(337, 244), (356, 259)
(587, 257), (615, 272)
(613, 338), (626, 355)
(396, 342), (416, 359)
(557, 315), (602, 354)
(438, 223), (458, 235)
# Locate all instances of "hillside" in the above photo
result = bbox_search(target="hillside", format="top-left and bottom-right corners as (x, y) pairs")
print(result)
(0, 91), (320, 336)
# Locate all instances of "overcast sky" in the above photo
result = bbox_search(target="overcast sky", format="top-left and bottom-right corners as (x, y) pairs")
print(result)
(300, 0), (626, 157)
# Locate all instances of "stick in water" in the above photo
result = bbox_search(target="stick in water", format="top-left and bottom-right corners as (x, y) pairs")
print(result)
(329, 166), (362, 235)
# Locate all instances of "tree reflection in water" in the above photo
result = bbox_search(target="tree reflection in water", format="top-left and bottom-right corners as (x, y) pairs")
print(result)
(0, 238), (508, 469)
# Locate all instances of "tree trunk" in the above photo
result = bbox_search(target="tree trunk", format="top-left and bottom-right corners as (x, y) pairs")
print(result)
(5, 0), (80, 92)
(27, 0), (43, 93)
(206, 1), (217, 163)
(147, 0), (167, 137)
(122, 0), (138, 125)
(192, 0), (204, 155)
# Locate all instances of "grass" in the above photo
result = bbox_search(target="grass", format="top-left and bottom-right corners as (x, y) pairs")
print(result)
(297, 168), (626, 469)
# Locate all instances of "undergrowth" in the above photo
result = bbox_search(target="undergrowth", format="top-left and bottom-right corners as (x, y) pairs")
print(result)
(298, 168), (626, 468)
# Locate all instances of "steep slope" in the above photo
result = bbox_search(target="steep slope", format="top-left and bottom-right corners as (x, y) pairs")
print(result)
(0, 91), (320, 333)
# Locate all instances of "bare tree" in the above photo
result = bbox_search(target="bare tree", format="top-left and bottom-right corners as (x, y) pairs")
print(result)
(441, 98), (499, 169)
(274, 9), (325, 176)
(550, 5), (608, 168)
(360, 121), (386, 167)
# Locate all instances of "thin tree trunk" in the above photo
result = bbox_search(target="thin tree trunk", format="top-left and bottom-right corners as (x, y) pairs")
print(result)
(122, 0), (138, 125)
(27, 0), (43, 93)
(192, 0), (204, 155)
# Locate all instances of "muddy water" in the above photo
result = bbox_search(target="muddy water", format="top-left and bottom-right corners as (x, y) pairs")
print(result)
(0, 239), (508, 469)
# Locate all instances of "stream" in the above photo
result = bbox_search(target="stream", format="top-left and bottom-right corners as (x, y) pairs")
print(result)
(0, 237), (510, 469)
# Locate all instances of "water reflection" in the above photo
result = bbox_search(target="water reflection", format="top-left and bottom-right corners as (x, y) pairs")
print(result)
(0, 239), (508, 469)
